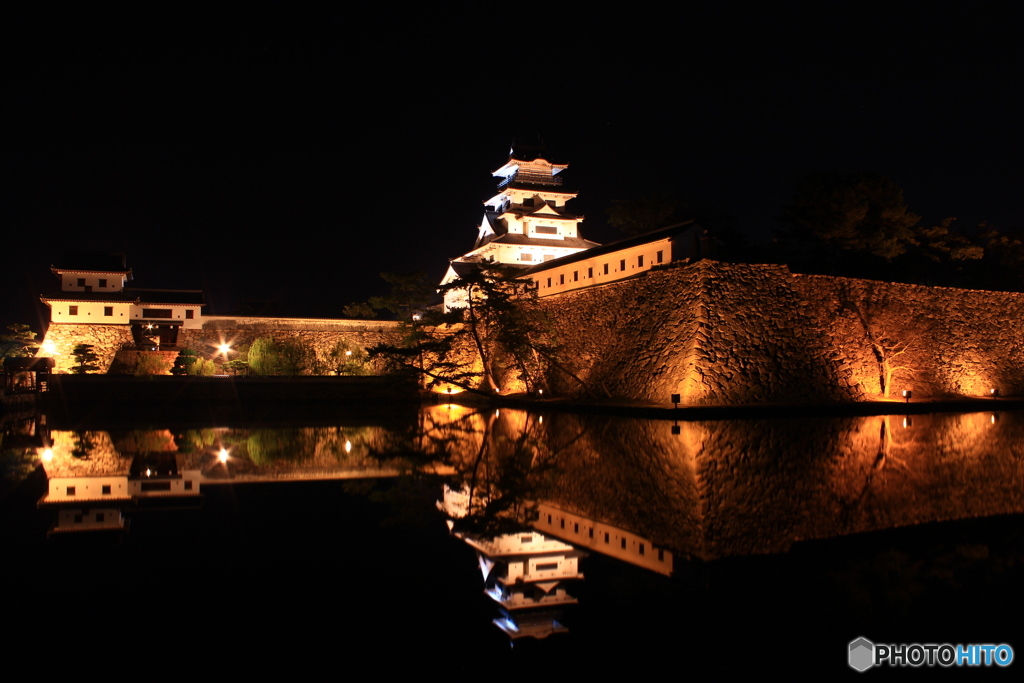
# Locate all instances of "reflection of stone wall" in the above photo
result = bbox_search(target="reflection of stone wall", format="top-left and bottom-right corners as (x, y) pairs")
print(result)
(539, 260), (1024, 402)
(536, 410), (1024, 561)
(40, 323), (134, 374)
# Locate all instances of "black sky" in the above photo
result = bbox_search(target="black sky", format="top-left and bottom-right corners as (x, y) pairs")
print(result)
(4, 6), (1021, 332)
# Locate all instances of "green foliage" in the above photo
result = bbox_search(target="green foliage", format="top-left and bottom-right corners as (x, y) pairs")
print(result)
(171, 348), (198, 376)
(367, 271), (435, 322)
(134, 353), (172, 376)
(0, 324), (38, 360)
(187, 356), (218, 376)
(342, 302), (377, 319)
(328, 339), (370, 376)
(247, 336), (316, 375)
(777, 171), (921, 262)
(606, 194), (680, 236)
(71, 344), (100, 374)
(248, 337), (280, 375)
(223, 359), (250, 375)
(370, 265), (577, 395)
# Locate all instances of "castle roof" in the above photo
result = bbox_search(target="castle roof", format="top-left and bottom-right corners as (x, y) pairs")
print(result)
(521, 221), (699, 275)
(41, 288), (205, 306)
(488, 234), (599, 250)
(52, 251), (131, 275)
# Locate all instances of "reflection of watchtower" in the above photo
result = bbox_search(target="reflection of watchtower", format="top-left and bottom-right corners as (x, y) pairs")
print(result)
(39, 429), (201, 537)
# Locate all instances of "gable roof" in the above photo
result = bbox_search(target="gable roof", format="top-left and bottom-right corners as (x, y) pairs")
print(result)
(53, 250), (131, 274)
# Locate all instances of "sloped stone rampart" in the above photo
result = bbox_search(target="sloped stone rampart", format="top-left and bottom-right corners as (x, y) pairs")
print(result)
(791, 274), (1024, 398)
(40, 324), (134, 374)
(540, 261), (860, 404)
(538, 260), (1024, 403)
(37, 263), (1024, 401)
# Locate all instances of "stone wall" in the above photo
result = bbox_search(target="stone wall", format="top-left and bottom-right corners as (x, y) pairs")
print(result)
(791, 274), (1024, 398)
(540, 260), (861, 404)
(40, 323), (134, 374)
(179, 317), (404, 373)
(36, 263), (1024, 401)
(537, 260), (1024, 402)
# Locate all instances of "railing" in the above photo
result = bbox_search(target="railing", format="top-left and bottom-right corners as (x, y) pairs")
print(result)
(497, 171), (563, 188)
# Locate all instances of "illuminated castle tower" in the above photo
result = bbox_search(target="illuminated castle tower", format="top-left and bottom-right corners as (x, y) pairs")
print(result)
(440, 143), (599, 311)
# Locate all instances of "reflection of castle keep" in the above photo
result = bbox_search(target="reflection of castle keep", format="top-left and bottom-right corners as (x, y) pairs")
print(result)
(440, 148), (599, 312)
(459, 529), (583, 641)
(440, 486), (583, 641)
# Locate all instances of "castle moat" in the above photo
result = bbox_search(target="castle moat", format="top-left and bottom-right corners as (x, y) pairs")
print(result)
(4, 404), (1023, 673)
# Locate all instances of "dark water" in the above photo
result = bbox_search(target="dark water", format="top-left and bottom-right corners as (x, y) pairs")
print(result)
(3, 405), (1023, 673)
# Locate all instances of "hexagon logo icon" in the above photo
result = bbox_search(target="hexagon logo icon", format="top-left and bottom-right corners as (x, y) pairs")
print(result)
(849, 637), (875, 672)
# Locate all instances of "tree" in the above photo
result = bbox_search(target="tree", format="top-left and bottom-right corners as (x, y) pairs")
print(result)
(777, 171), (922, 264)
(367, 271), (436, 322)
(327, 339), (370, 376)
(0, 324), (38, 360)
(248, 337), (282, 376)
(837, 282), (921, 398)
(370, 265), (582, 396)
(70, 344), (100, 374)
(134, 353), (172, 376)
(171, 349), (198, 376)
(342, 302), (377, 319)
(187, 356), (217, 376)
(606, 194), (680, 236)
(248, 336), (316, 376)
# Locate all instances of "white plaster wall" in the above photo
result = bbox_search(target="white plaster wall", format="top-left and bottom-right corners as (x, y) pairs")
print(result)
(530, 236), (674, 297)
(50, 301), (132, 324)
(59, 273), (127, 292)
(128, 304), (203, 328)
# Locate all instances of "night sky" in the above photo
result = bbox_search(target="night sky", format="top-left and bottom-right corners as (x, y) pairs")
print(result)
(4, 6), (1021, 333)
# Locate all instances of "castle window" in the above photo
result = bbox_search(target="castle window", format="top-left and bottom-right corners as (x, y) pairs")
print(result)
(185, 310), (194, 319)
(656, 250), (664, 264)
(69, 306), (78, 316)
(99, 279), (107, 287)
(77, 278), (85, 287)
(104, 307), (113, 316)
(638, 255), (644, 268)
(66, 486), (76, 496)
(535, 225), (557, 235)
(559, 274), (565, 285)
(520, 253), (533, 262)
(142, 309), (172, 318)
(588, 267), (593, 278)
(603, 263), (609, 275)
(573, 271), (578, 282)
(620, 259), (626, 271)
(547, 277), (551, 288)
(102, 485), (111, 495)
(543, 254), (555, 261)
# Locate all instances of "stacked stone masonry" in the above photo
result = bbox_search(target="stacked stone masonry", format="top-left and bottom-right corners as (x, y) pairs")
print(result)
(39, 262), (1024, 403)
(536, 260), (1024, 403)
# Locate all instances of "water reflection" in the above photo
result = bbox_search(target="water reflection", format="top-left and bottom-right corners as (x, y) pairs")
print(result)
(16, 407), (1024, 558)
